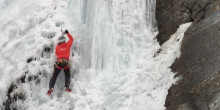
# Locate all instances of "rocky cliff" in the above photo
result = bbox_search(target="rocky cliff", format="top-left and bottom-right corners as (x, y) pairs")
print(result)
(156, 0), (220, 110)
(156, 0), (220, 44)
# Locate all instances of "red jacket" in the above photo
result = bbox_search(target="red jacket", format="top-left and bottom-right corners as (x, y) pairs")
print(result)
(55, 33), (73, 60)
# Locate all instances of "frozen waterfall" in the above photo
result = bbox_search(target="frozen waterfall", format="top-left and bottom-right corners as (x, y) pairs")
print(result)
(0, 0), (191, 110)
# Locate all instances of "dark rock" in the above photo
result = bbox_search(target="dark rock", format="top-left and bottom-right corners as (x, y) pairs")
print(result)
(28, 76), (33, 81)
(35, 79), (40, 85)
(156, 0), (192, 44)
(7, 84), (16, 96)
(4, 83), (24, 110)
(5, 92), (25, 110)
(177, 103), (194, 110)
(156, 0), (220, 44)
(156, 1), (220, 109)
(44, 47), (51, 52)
(20, 75), (26, 83)
(166, 11), (220, 110)
(4, 72), (41, 109)
(27, 57), (36, 63)
(27, 57), (33, 63)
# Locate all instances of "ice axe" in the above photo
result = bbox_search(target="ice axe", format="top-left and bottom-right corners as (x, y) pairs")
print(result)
(61, 27), (64, 35)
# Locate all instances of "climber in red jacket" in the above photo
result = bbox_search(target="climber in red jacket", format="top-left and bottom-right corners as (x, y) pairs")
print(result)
(47, 30), (74, 95)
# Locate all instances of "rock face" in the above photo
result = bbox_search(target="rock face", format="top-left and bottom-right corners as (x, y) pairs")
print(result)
(166, 12), (220, 110)
(156, 0), (220, 110)
(156, 0), (220, 44)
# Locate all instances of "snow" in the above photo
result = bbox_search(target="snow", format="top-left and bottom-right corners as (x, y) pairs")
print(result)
(0, 0), (192, 110)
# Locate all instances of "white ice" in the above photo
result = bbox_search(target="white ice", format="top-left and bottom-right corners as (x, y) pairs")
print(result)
(0, 0), (192, 110)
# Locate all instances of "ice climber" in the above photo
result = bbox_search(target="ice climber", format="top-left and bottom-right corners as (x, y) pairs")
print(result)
(47, 30), (73, 95)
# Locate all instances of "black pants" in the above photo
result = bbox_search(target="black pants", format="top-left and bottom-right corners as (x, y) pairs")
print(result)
(49, 59), (71, 89)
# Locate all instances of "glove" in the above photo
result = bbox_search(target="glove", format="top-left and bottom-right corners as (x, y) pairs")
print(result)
(64, 30), (69, 34)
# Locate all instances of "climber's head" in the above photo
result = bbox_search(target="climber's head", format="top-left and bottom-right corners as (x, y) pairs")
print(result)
(58, 35), (65, 44)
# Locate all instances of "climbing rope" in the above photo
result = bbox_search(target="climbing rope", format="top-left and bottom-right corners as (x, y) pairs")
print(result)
(65, 92), (66, 110)
(73, 77), (94, 110)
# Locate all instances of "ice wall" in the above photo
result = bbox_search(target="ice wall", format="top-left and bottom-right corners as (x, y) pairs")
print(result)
(66, 0), (173, 110)
(0, 0), (191, 110)
(68, 0), (159, 74)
